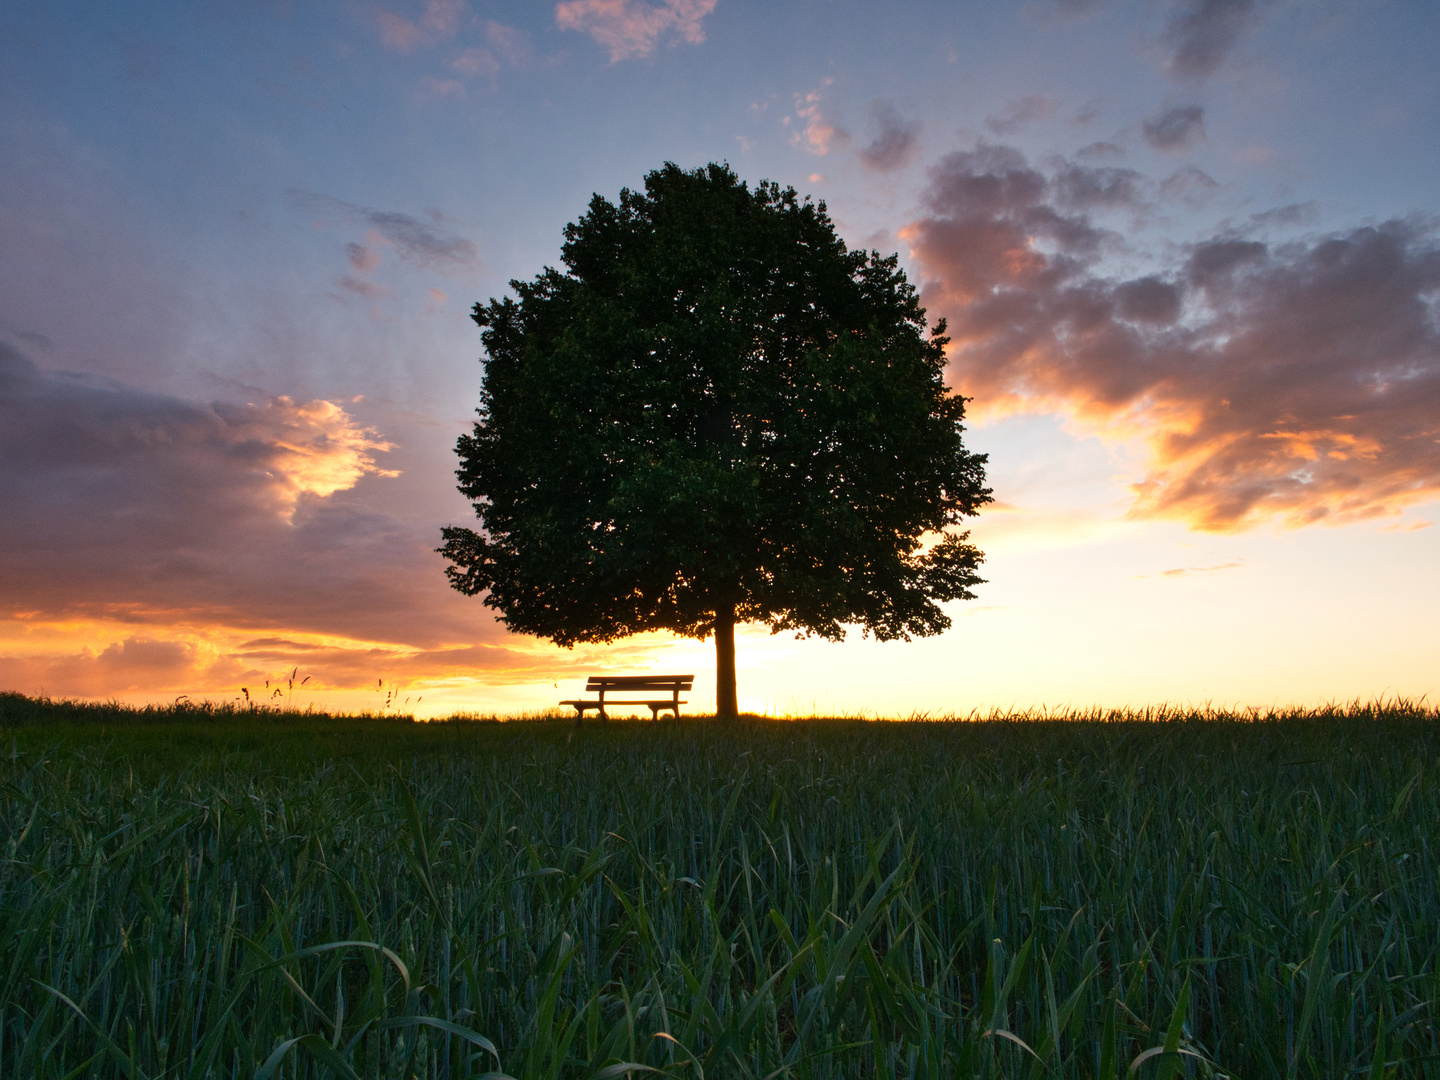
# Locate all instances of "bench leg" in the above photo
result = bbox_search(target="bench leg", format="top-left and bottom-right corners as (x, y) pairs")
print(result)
(572, 704), (606, 726)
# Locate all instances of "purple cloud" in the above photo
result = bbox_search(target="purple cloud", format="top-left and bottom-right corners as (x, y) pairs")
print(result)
(1159, 0), (1262, 81)
(555, 0), (716, 62)
(1142, 105), (1206, 152)
(0, 344), (500, 650)
(985, 95), (1060, 136)
(859, 99), (921, 172)
(903, 146), (1440, 530)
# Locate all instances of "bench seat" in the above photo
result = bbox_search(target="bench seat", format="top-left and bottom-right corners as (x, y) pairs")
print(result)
(561, 675), (694, 722)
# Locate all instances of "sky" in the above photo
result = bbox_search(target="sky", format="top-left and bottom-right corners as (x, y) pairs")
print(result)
(2, 0), (1437, 717)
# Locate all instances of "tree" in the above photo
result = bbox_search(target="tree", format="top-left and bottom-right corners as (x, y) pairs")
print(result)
(440, 163), (991, 717)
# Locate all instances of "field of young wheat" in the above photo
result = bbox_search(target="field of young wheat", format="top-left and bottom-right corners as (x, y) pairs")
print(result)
(0, 693), (1436, 1079)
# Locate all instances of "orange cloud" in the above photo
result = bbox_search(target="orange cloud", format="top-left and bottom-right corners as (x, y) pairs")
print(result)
(905, 144), (1440, 531)
(0, 344), (466, 646)
(792, 87), (850, 156)
(0, 614), (704, 716)
(0, 637), (221, 697)
(250, 396), (399, 510)
(555, 0), (716, 62)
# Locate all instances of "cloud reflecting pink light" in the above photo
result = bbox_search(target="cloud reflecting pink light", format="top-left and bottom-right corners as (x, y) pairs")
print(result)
(904, 144), (1440, 531)
(555, 0), (716, 61)
(0, 344), (481, 642)
(377, 0), (468, 52)
(792, 87), (850, 156)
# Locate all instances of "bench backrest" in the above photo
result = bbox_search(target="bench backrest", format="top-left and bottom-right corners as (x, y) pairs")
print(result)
(584, 675), (693, 693)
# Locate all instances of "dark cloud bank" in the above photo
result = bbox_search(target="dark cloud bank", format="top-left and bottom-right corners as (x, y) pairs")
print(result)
(0, 345), (518, 694)
(905, 144), (1440, 530)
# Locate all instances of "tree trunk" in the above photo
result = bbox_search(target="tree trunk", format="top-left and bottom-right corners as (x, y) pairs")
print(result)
(714, 600), (737, 719)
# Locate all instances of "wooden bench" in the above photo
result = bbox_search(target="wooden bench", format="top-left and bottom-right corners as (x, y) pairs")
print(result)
(561, 675), (694, 722)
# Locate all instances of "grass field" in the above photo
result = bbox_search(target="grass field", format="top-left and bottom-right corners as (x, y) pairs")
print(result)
(0, 692), (1436, 1079)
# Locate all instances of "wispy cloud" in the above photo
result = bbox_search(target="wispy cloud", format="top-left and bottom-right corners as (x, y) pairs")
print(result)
(792, 85), (850, 156)
(1157, 0), (1263, 81)
(985, 95), (1059, 136)
(1077, 141), (1125, 160)
(859, 99), (920, 172)
(372, 6), (534, 96)
(903, 145), (1440, 531)
(1159, 164), (1219, 207)
(376, 0), (469, 52)
(483, 20), (534, 66)
(1138, 561), (1243, 578)
(290, 192), (479, 301)
(1142, 104), (1206, 152)
(1052, 160), (1148, 211)
(1048, 0), (1106, 18)
(555, 0), (717, 62)
(451, 47), (500, 81)
(447, 23), (534, 90)
(418, 75), (466, 100)
(291, 191), (478, 272)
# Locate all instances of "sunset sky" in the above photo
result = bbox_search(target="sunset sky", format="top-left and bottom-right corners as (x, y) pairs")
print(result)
(3, 0), (1437, 717)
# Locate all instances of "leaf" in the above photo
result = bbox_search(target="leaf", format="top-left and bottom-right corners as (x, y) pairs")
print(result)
(1390, 770), (1422, 820)
(1292, 890), (1344, 1075)
(246, 938), (411, 990)
(399, 778), (447, 923)
(984, 1027), (1043, 1063)
(373, 1015), (503, 1065)
(592, 1063), (671, 1079)
(1127, 1046), (1204, 1075)
(288, 1034), (364, 1080)
(1156, 974), (1190, 1080)
(1099, 992), (1118, 1080)
(1367, 1004), (1387, 1080)
(254, 1037), (306, 1080)
(35, 982), (142, 1080)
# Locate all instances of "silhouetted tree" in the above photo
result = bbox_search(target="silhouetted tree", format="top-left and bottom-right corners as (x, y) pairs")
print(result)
(440, 163), (990, 717)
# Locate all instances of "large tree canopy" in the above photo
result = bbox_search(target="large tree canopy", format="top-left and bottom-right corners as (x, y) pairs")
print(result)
(440, 162), (991, 716)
